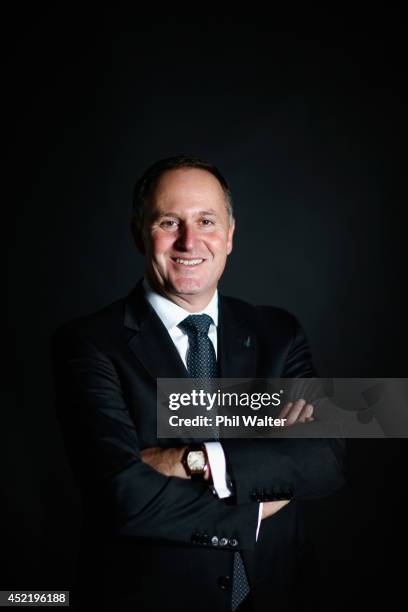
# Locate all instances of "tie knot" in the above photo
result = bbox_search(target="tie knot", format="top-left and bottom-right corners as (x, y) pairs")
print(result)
(178, 314), (213, 337)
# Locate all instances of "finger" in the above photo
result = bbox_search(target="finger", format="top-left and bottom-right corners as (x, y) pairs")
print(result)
(262, 499), (291, 519)
(298, 403), (314, 422)
(140, 448), (155, 463)
(285, 399), (306, 425)
(278, 402), (293, 419)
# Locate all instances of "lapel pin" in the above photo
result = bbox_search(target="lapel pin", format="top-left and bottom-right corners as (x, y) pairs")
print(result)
(243, 336), (251, 348)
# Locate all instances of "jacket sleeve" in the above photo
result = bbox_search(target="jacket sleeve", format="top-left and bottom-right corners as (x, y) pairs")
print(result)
(221, 315), (346, 505)
(51, 328), (259, 551)
(220, 437), (346, 504)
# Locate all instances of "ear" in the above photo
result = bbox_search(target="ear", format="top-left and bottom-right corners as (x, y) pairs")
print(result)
(131, 219), (146, 254)
(226, 218), (235, 255)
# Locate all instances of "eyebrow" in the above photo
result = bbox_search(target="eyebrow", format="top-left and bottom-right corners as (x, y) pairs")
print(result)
(156, 209), (218, 218)
(198, 209), (218, 216)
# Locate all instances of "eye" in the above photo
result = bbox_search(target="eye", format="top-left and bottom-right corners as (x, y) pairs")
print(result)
(160, 219), (179, 230)
(199, 218), (215, 226)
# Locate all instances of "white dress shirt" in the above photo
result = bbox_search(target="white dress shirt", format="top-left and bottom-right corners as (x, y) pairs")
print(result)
(143, 278), (263, 539)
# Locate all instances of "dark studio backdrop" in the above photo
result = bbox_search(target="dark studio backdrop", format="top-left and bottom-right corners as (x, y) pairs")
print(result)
(4, 11), (407, 609)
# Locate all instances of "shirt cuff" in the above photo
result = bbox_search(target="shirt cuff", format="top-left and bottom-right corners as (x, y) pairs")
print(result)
(256, 503), (263, 541)
(204, 442), (232, 499)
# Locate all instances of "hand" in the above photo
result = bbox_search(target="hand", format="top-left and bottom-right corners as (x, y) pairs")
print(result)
(278, 398), (315, 425)
(140, 446), (211, 481)
(140, 447), (212, 481)
(261, 499), (291, 519)
(140, 447), (188, 479)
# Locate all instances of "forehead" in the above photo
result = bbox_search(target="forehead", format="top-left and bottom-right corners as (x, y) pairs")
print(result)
(149, 168), (227, 214)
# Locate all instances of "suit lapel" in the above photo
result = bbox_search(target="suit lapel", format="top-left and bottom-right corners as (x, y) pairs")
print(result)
(124, 282), (189, 380)
(218, 296), (258, 378)
(124, 283), (259, 380)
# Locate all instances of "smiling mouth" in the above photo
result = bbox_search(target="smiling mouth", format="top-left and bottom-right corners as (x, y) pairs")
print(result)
(172, 257), (205, 267)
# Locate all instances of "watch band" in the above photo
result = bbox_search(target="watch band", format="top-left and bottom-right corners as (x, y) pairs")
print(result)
(181, 444), (208, 478)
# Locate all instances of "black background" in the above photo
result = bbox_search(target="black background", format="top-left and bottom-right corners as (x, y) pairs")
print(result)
(4, 10), (407, 608)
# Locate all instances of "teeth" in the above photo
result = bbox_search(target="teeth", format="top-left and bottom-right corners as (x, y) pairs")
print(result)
(175, 258), (204, 266)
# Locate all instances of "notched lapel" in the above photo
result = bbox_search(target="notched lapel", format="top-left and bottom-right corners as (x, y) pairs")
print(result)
(218, 297), (258, 379)
(124, 284), (259, 381)
(124, 283), (189, 381)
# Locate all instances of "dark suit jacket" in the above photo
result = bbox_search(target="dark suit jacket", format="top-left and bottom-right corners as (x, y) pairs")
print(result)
(52, 281), (346, 612)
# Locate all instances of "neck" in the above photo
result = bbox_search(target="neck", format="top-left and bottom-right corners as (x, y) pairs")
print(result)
(145, 277), (216, 312)
(165, 292), (214, 312)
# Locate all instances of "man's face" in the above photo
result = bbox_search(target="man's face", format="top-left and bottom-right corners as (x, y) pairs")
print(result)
(141, 167), (235, 308)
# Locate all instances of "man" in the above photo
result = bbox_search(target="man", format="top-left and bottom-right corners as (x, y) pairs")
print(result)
(52, 156), (345, 611)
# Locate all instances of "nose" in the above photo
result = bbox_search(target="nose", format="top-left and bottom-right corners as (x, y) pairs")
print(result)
(175, 223), (197, 251)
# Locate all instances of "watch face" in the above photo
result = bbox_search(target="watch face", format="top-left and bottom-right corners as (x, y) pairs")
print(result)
(187, 450), (205, 472)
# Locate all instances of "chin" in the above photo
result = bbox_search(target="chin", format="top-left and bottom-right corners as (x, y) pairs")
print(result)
(169, 277), (208, 295)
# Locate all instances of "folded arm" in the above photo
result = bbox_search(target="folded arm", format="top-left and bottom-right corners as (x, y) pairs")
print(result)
(52, 329), (259, 551)
(222, 315), (346, 505)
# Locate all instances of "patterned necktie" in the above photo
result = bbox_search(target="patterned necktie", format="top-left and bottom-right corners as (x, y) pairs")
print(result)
(178, 314), (251, 611)
(178, 314), (218, 379)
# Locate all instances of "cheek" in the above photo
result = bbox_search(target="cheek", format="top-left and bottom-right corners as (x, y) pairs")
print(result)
(149, 234), (174, 257)
(208, 236), (230, 258)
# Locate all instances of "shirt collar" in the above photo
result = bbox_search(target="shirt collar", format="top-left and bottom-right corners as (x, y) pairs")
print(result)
(143, 278), (219, 332)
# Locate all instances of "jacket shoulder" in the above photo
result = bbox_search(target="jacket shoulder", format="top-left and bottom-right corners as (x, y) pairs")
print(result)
(51, 296), (126, 347)
(221, 294), (298, 334)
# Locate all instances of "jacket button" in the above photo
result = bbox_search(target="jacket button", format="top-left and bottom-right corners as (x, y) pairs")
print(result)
(211, 536), (219, 546)
(202, 533), (209, 545)
(217, 575), (232, 590)
(219, 537), (228, 547)
(191, 532), (200, 544)
(229, 538), (239, 547)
